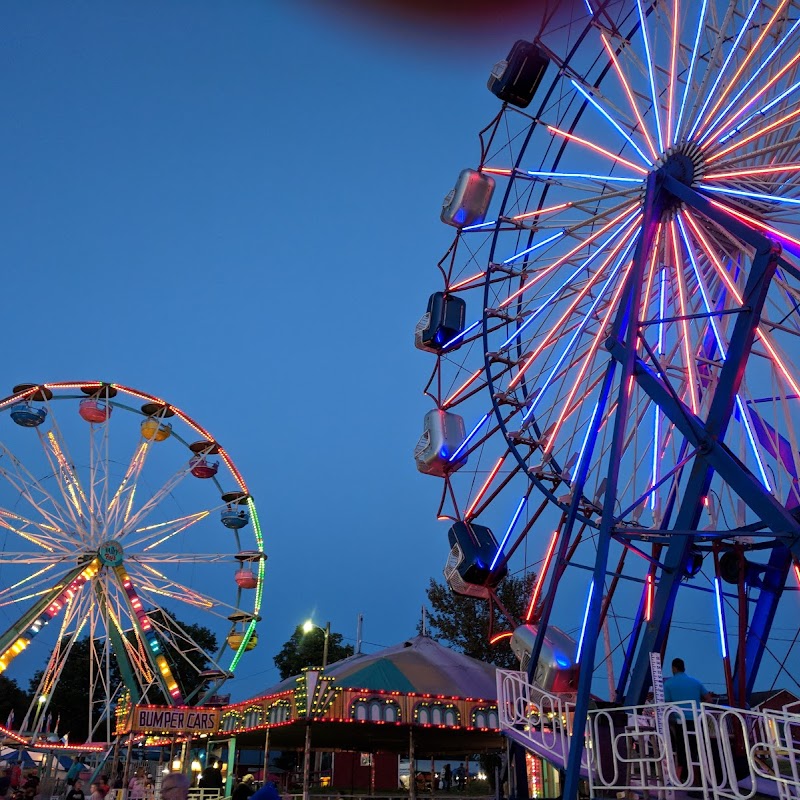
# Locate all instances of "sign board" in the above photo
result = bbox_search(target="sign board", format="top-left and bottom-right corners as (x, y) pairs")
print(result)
(649, 652), (665, 736)
(131, 706), (220, 734)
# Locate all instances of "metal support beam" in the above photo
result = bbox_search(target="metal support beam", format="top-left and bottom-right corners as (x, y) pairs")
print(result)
(611, 212), (795, 701)
(738, 544), (793, 697)
(562, 172), (662, 799)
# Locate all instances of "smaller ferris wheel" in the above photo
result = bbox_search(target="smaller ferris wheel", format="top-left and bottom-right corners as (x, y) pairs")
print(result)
(0, 381), (265, 742)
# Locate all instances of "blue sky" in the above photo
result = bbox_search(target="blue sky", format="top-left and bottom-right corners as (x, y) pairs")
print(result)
(0, 1), (549, 702)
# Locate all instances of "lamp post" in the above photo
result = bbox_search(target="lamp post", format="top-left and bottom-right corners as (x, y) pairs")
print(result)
(301, 620), (331, 800)
(302, 619), (330, 668)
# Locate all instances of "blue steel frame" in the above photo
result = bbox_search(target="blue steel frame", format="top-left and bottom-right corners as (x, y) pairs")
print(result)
(543, 170), (800, 800)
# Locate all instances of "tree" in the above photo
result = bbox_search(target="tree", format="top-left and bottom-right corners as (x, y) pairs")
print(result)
(0, 674), (31, 728)
(421, 575), (535, 792)
(420, 574), (535, 669)
(28, 609), (218, 741)
(147, 608), (218, 703)
(273, 625), (354, 680)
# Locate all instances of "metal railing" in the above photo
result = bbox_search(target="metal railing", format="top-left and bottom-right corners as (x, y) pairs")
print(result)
(496, 670), (588, 770)
(496, 668), (800, 799)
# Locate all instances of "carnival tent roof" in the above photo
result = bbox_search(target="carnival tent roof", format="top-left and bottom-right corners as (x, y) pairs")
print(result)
(262, 635), (499, 699)
(225, 635), (503, 755)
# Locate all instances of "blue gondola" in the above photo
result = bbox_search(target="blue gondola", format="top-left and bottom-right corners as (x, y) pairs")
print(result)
(415, 292), (467, 353)
(10, 403), (47, 427)
(443, 521), (507, 598)
(221, 506), (249, 529)
(487, 40), (550, 108)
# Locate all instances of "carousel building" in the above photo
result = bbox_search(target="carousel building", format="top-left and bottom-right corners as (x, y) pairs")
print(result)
(212, 635), (505, 791)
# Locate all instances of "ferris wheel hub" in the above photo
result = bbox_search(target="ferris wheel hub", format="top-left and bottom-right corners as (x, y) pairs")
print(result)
(655, 142), (705, 183)
(97, 539), (124, 567)
(651, 142), (706, 218)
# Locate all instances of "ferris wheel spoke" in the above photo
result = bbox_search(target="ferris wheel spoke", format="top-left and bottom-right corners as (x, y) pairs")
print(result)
(110, 564), (184, 702)
(37, 404), (93, 528)
(464, 454), (528, 523)
(691, 0), (777, 143)
(485, 167), (642, 187)
(699, 4), (800, 144)
(499, 205), (640, 310)
(34, 585), (92, 704)
(674, 0), (710, 142)
(540, 251), (637, 459)
(568, 80), (654, 166)
(684, 0), (758, 142)
(700, 28), (800, 144)
(104, 440), (151, 536)
(34, 433), (87, 530)
(146, 608), (228, 674)
(683, 208), (800, 405)
(712, 69), (800, 149)
(127, 562), (244, 621)
(116, 463), (195, 541)
(633, 0), (665, 151)
(519, 237), (638, 427)
(132, 552), (235, 564)
(0, 559), (78, 610)
(599, 32), (660, 160)
(544, 123), (649, 175)
(498, 216), (641, 353)
(0, 507), (71, 553)
(707, 101), (800, 165)
(124, 510), (214, 551)
(0, 444), (83, 539)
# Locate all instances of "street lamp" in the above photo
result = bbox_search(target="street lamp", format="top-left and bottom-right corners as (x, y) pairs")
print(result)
(301, 619), (331, 800)
(302, 619), (330, 669)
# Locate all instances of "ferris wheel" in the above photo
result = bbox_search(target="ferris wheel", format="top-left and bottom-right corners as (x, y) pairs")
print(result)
(417, 0), (800, 751)
(0, 381), (265, 742)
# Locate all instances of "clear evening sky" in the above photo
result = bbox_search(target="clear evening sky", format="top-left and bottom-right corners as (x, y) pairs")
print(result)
(0, 1), (554, 701)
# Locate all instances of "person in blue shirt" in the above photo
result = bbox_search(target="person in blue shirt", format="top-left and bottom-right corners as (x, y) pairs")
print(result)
(663, 658), (713, 791)
(249, 781), (281, 800)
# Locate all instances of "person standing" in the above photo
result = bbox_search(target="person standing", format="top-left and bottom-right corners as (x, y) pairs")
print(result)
(249, 779), (281, 800)
(443, 765), (452, 792)
(65, 779), (86, 800)
(127, 769), (147, 800)
(95, 777), (110, 800)
(0, 769), (12, 798)
(231, 775), (255, 800)
(663, 657), (713, 792)
(199, 762), (223, 794)
(453, 766), (465, 792)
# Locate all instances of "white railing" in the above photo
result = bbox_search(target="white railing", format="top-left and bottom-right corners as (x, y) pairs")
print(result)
(497, 667), (800, 800)
(496, 670), (588, 770)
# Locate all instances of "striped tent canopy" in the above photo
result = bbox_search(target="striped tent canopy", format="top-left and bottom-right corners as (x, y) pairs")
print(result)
(263, 635), (498, 699)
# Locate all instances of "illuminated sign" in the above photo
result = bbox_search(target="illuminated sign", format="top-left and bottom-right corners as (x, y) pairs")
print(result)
(132, 706), (220, 734)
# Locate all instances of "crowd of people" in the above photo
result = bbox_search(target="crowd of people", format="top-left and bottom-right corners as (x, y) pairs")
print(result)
(0, 760), (281, 800)
(0, 765), (41, 800)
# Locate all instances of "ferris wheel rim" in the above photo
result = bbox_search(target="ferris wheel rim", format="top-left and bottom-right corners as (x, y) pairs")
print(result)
(422, 0), (800, 707)
(0, 379), (265, 738)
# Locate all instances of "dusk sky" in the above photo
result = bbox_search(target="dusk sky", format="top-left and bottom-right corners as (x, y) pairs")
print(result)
(5, 0), (794, 714)
(0, 1), (551, 702)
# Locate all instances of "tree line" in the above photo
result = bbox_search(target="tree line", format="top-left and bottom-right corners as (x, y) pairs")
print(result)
(0, 575), (532, 740)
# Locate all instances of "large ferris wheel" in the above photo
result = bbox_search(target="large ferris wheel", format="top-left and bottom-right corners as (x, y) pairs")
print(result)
(417, 0), (800, 758)
(0, 381), (265, 742)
